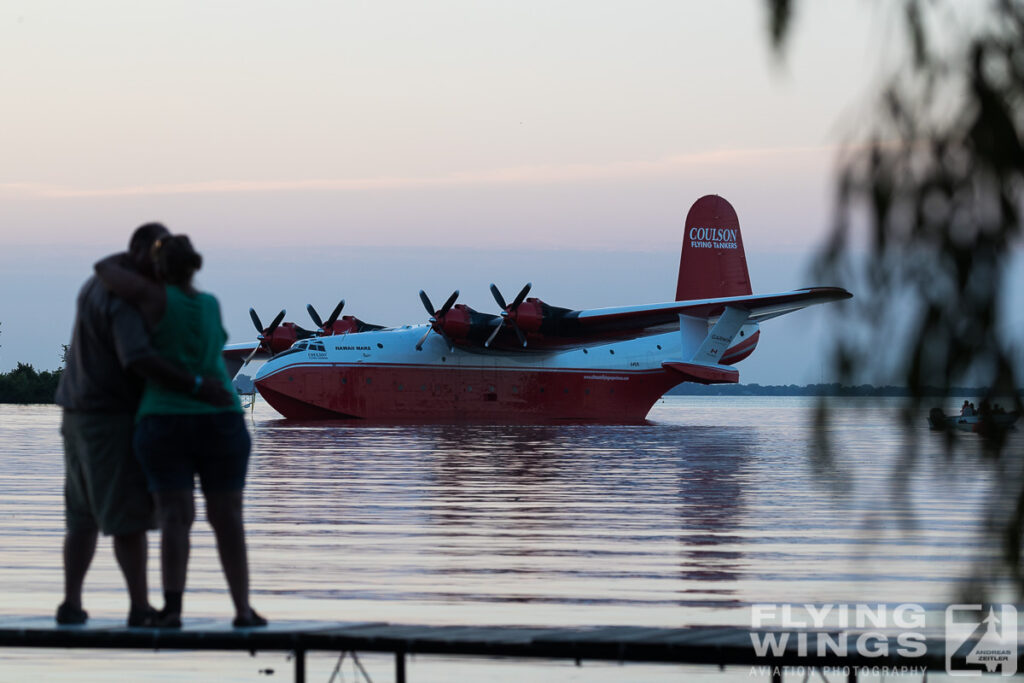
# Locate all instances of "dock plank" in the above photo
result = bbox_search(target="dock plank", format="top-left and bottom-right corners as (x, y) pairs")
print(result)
(0, 617), (958, 673)
(533, 626), (676, 643)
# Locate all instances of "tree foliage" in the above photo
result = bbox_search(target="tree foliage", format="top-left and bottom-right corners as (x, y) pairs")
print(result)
(0, 363), (61, 404)
(765, 0), (1024, 598)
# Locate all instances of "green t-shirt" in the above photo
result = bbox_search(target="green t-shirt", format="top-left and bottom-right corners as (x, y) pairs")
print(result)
(137, 285), (242, 417)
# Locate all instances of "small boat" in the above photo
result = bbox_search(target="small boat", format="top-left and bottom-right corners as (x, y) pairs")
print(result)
(928, 407), (1020, 433)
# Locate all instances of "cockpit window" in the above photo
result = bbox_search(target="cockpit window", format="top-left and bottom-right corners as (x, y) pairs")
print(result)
(296, 341), (308, 350)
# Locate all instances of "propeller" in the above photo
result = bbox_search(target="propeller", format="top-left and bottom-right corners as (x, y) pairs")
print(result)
(242, 342), (261, 366)
(306, 300), (345, 335)
(244, 308), (286, 365)
(485, 282), (531, 348)
(415, 290), (459, 351)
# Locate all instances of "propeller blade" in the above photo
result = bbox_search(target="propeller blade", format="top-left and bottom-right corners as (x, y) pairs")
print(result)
(415, 326), (433, 351)
(417, 289), (458, 351)
(489, 283), (508, 311)
(511, 320), (527, 348)
(242, 342), (262, 366)
(484, 318), (505, 348)
(324, 300), (345, 328)
(306, 304), (324, 330)
(438, 328), (455, 352)
(265, 310), (286, 337)
(419, 290), (435, 316)
(510, 282), (532, 310)
(438, 290), (459, 317)
(249, 308), (264, 334)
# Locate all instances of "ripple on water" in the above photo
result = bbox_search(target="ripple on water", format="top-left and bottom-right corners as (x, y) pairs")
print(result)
(0, 396), (1016, 680)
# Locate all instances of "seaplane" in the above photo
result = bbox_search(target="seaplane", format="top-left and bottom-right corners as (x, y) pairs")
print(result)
(223, 195), (852, 423)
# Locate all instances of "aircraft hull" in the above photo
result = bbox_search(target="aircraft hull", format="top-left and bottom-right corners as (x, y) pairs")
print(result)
(256, 362), (683, 423)
(251, 326), (759, 423)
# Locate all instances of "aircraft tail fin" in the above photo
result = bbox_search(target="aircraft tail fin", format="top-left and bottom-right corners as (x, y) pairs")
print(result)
(675, 195), (752, 301)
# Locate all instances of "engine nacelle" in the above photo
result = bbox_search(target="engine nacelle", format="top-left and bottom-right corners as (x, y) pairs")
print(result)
(266, 322), (304, 354)
(325, 316), (362, 336)
(432, 304), (503, 346)
(510, 298), (545, 332)
(437, 304), (472, 340)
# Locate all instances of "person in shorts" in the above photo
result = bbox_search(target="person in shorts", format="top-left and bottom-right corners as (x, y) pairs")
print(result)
(94, 233), (265, 628)
(56, 223), (233, 627)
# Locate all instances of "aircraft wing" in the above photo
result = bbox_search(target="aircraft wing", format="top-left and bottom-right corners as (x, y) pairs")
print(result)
(222, 341), (268, 379)
(567, 286), (852, 334)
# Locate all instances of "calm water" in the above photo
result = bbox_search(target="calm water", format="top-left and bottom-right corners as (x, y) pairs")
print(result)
(0, 397), (1017, 681)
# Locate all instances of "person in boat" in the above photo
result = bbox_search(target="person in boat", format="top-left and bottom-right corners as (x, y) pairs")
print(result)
(94, 234), (265, 629)
(55, 223), (234, 627)
(961, 400), (970, 416)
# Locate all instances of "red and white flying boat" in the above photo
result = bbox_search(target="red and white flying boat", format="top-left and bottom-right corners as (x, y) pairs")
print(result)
(223, 195), (852, 423)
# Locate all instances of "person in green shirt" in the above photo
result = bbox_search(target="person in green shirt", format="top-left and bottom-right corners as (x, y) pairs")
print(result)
(57, 222), (235, 629)
(94, 234), (265, 628)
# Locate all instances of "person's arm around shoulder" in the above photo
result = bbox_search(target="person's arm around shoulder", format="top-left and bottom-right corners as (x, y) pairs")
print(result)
(94, 252), (165, 327)
(108, 298), (234, 407)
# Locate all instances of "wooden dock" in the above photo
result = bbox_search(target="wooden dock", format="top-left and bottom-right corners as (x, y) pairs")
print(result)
(0, 616), (959, 681)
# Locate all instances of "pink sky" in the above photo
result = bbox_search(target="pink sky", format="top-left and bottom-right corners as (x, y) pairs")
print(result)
(6, 2), (1012, 382)
(1, 2), (886, 251)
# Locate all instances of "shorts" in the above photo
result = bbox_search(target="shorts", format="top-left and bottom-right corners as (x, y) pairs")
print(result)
(134, 412), (251, 493)
(62, 410), (156, 536)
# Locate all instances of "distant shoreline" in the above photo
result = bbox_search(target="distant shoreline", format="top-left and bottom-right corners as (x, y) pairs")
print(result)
(665, 383), (1023, 397)
(2, 365), (1020, 404)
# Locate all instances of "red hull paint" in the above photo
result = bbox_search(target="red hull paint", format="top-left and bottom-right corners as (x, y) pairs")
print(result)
(255, 364), (685, 424)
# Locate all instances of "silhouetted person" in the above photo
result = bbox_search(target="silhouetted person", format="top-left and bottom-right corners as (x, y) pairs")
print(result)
(95, 234), (265, 628)
(56, 223), (233, 627)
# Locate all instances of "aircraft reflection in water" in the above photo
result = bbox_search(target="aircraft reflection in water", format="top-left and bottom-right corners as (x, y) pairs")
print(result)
(246, 419), (753, 606)
(673, 426), (752, 586)
(225, 195), (852, 423)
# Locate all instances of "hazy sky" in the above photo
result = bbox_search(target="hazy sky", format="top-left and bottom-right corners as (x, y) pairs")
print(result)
(2, 1), (1015, 384)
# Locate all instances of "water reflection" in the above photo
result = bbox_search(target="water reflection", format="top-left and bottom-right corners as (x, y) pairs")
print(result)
(0, 398), (1007, 632)
(2, 398), (1014, 682)
(239, 419), (757, 609)
(673, 426), (753, 588)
